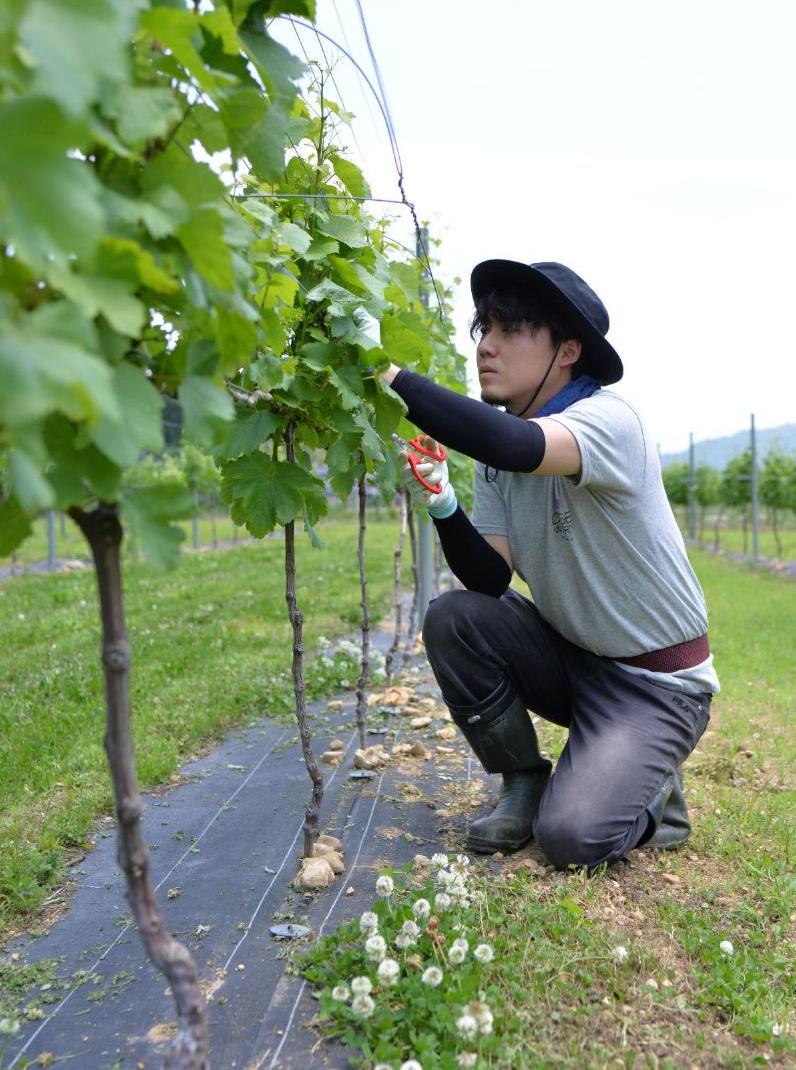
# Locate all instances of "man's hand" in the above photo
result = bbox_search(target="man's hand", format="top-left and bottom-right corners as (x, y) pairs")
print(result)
(400, 436), (458, 519)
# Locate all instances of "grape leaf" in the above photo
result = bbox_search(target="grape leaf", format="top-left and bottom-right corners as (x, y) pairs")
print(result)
(19, 0), (134, 118)
(0, 496), (33, 556)
(90, 362), (164, 468)
(123, 484), (195, 571)
(0, 98), (104, 266)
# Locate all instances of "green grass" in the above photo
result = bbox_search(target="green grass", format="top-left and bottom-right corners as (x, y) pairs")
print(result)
(0, 508), (408, 933)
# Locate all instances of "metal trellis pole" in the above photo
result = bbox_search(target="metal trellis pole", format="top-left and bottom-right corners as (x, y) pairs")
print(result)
(416, 226), (433, 627)
(750, 413), (760, 561)
(687, 432), (697, 541)
(47, 511), (57, 570)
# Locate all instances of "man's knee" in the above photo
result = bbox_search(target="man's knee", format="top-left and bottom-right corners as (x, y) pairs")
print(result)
(534, 807), (624, 870)
(421, 589), (493, 655)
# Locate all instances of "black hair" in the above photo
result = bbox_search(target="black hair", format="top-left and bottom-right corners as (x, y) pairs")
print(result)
(470, 288), (578, 352)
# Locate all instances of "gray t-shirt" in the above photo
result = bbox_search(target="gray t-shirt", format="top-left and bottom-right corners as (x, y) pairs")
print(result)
(471, 390), (719, 695)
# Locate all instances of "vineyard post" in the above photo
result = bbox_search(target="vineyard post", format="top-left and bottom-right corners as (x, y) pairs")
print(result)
(750, 413), (760, 561)
(415, 226), (433, 625)
(355, 469), (370, 748)
(47, 511), (57, 570)
(69, 503), (208, 1070)
(404, 492), (420, 662)
(385, 490), (408, 686)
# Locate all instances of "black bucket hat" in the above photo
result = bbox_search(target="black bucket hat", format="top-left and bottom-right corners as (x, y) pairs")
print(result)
(470, 259), (623, 385)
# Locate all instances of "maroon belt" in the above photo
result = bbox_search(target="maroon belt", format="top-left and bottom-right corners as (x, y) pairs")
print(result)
(616, 634), (710, 673)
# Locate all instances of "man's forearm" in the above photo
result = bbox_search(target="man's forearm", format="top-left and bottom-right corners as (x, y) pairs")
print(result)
(384, 368), (545, 472)
(433, 506), (511, 597)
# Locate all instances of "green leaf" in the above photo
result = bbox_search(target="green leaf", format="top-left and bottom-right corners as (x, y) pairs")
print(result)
(0, 327), (118, 429)
(216, 308), (258, 374)
(0, 98), (104, 266)
(275, 221), (312, 254)
(49, 268), (146, 337)
(240, 25), (304, 105)
(303, 517), (324, 549)
(123, 484), (194, 571)
(216, 407), (280, 460)
(103, 86), (182, 146)
(200, 6), (241, 54)
(316, 214), (368, 249)
(44, 412), (123, 506)
(8, 449), (55, 512)
(139, 7), (217, 93)
(304, 237), (339, 261)
(180, 376), (235, 448)
(380, 311), (432, 370)
(221, 454), (327, 536)
(178, 208), (234, 291)
(329, 153), (371, 199)
(19, 0), (134, 118)
(100, 238), (179, 295)
(89, 363), (164, 468)
(0, 496), (33, 556)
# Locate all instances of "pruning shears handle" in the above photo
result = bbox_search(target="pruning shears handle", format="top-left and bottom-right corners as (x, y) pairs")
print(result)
(392, 434), (447, 494)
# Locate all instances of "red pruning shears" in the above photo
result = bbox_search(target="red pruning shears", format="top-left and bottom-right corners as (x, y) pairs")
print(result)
(392, 434), (447, 494)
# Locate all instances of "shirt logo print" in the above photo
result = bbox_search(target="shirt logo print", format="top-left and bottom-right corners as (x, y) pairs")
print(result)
(552, 487), (574, 540)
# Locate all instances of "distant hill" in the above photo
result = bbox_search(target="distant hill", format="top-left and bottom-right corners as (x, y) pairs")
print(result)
(661, 423), (796, 470)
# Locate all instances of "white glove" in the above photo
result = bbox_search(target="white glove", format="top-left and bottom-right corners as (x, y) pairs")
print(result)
(400, 438), (458, 519)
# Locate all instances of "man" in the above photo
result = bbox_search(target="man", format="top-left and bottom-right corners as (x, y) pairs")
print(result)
(381, 260), (719, 868)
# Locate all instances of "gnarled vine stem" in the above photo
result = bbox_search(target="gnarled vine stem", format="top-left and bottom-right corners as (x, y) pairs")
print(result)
(69, 502), (207, 1070)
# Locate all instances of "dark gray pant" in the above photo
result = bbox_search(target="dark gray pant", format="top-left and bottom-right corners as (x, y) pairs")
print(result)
(422, 589), (711, 868)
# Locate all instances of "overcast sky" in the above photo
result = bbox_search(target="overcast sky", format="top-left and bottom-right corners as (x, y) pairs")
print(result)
(274, 0), (796, 453)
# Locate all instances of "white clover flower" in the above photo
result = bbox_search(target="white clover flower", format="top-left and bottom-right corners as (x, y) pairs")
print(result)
(611, 945), (629, 965)
(456, 1012), (479, 1041)
(350, 975), (373, 996)
(413, 898), (431, 919)
(365, 933), (388, 962)
(772, 1023), (783, 1037)
(455, 853), (471, 868)
(470, 1000), (493, 1034)
(435, 892), (451, 912)
(331, 983), (350, 1001)
(376, 874), (395, 898)
(451, 894), (471, 909)
(377, 958), (400, 987)
(719, 940), (734, 955)
(474, 943), (494, 964)
(430, 852), (449, 868)
(451, 937), (469, 954)
(395, 932), (412, 950)
(0, 1019), (21, 1036)
(401, 919), (420, 939)
(422, 965), (444, 987)
(318, 636), (331, 649)
(374, 1065), (393, 1070)
(456, 1054), (477, 1069)
(449, 945), (466, 965)
(351, 993), (375, 1019)
(359, 911), (379, 934)
(400, 1061), (423, 1070)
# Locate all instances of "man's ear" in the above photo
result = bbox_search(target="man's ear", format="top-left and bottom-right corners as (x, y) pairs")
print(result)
(559, 338), (582, 368)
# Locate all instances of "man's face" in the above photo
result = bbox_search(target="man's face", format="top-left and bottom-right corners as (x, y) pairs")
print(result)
(476, 319), (559, 413)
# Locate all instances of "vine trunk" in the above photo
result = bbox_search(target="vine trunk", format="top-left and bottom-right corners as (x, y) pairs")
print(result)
(69, 503), (208, 1070)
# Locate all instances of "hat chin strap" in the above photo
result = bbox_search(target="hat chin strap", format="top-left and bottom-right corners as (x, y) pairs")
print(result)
(510, 344), (560, 420)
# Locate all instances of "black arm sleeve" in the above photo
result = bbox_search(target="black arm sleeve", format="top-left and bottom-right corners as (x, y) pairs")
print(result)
(432, 506), (511, 598)
(391, 369), (546, 472)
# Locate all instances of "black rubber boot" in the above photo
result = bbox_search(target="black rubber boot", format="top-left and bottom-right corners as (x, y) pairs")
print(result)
(450, 686), (551, 855)
(641, 765), (691, 849)
(467, 767), (551, 854)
